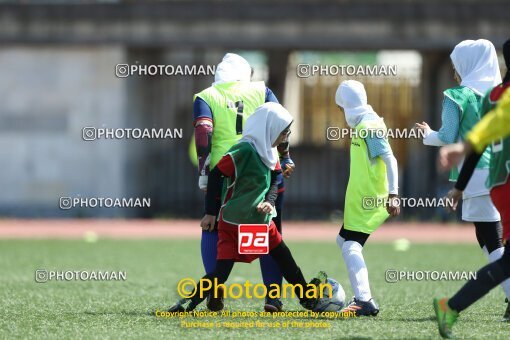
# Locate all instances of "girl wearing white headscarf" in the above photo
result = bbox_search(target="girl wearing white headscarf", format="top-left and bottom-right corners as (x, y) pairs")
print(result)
(168, 103), (328, 313)
(334, 80), (400, 316)
(416, 40), (510, 306)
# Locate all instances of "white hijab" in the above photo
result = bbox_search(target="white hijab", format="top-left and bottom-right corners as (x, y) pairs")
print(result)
(450, 39), (502, 95)
(213, 53), (251, 85)
(335, 80), (376, 128)
(239, 102), (293, 170)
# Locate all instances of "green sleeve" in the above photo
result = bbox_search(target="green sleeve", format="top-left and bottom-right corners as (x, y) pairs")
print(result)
(479, 90), (493, 118)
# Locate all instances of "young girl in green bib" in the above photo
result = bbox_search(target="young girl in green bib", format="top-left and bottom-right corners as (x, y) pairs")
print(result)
(335, 80), (400, 316)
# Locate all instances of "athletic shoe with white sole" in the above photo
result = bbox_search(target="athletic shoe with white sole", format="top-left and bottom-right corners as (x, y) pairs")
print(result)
(341, 297), (379, 316)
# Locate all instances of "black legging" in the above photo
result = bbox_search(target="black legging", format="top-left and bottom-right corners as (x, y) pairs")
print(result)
(339, 225), (370, 246)
(474, 221), (503, 253)
(449, 242), (510, 312)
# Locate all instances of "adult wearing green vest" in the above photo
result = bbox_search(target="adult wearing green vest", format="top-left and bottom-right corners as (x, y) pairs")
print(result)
(335, 80), (400, 316)
(192, 53), (294, 313)
(415, 40), (510, 318)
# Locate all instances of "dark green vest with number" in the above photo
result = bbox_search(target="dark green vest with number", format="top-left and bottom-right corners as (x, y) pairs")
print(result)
(194, 81), (266, 169)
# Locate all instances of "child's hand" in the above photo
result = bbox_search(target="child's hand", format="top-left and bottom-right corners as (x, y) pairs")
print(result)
(280, 157), (295, 178)
(200, 214), (216, 232)
(438, 142), (470, 171)
(414, 122), (431, 137)
(445, 188), (462, 212)
(386, 194), (400, 217)
(257, 202), (273, 214)
(283, 164), (295, 178)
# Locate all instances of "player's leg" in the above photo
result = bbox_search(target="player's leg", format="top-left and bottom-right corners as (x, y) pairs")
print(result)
(259, 191), (284, 312)
(466, 193), (510, 316)
(473, 220), (510, 318)
(449, 243), (510, 311)
(266, 223), (327, 310)
(491, 181), (510, 321)
(434, 182), (510, 338)
(336, 226), (379, 316)
(200, 197), (222, 274)
(169, 259), (235, 312)
(201, 229), (218, 274)
(474, 221), (489, 256)
(200, 197), (227, 310)
(434, 243), (510, 338)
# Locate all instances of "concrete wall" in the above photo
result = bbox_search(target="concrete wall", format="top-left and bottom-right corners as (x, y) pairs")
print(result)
(0, 47), (126, 216)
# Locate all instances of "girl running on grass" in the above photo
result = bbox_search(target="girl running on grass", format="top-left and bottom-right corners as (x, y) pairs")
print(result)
(168, 102), (326, 312)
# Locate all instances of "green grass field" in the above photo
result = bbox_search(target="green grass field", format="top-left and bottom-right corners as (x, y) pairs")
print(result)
(0, 239), (508, 339)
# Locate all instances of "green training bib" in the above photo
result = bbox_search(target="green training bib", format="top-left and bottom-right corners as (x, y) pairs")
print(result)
(344, 119), (390, 234)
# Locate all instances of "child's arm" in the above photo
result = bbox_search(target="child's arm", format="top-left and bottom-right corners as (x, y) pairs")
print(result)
(193, 97), (214, 190)
(202, 154), (235, 231)
(379, 152), (399, 195)
(443, 150), (483, 212)
(257, 165), (282, 214)
(365, 134), (400, 216)
(204, 166), (224, 217)
(265, 170), (280, 206)
(416, 96), (460, 146)
(278, 142), (295, 178)
(380, 151), (400, 217)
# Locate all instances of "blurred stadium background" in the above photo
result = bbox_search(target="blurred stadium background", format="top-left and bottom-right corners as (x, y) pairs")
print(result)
(0, 0), (508, 222)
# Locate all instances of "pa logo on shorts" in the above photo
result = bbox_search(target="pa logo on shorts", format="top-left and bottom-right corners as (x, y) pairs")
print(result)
(238, 224), (269, 254)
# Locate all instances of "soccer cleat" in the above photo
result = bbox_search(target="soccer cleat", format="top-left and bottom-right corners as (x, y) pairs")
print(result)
(264, 297), (283, 313)
(167, 298), (199, 312)
(206, 286), (225, 312)
(503, 298), (510, 322)
(341, 297), (379, 316)
(300, 271), (328, 310)
(167, 298), (188, 313)
(309, 271), (328, 287)
(433, 297), (458, 338)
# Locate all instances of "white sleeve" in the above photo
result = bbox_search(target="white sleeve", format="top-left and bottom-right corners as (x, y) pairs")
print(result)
(423, 129), (447, 146)
(380, 152), (399, 195)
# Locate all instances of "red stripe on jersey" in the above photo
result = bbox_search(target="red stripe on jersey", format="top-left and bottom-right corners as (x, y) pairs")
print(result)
(216, 154), (235, 177)
(489, 83), (510, 103)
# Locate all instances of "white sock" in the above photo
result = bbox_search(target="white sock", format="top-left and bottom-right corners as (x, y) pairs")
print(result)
(488, 247), (510, 300)
(336, 234), (345, 249)
(341, 240), (372, 302)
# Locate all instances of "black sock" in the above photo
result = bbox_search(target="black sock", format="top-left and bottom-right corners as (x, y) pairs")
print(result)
(269, 241), (311, 303)
(188, 260), (234, 309)
(448, 244), (510, 313)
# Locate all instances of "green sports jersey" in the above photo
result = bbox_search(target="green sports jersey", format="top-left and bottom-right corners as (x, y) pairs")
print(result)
(443, 86), (491, 181)
(479, 84), (510, 189)
(344, 119), (390, 234)
(220, 142), (274, 226)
